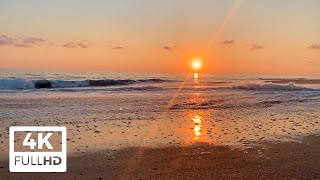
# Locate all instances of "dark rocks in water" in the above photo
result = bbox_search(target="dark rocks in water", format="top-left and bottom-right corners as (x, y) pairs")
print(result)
(34, 80), (52, 88)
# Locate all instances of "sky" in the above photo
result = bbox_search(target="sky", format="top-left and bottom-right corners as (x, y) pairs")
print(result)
(0, 0), (319, 75)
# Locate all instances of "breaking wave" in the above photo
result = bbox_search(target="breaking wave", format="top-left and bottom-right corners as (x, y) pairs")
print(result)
(260, 78), (320, 84)
(232, 82), (313, 91)
(0, 78), (171, 89)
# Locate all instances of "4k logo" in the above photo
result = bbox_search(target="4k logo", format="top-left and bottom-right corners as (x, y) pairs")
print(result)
(9, 126), (67, 172)
(23, 132), (54, 150)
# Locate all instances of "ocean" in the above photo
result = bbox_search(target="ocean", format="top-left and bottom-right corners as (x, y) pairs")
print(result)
(0, 69), (320, 92)
(0, 70), (319, 160)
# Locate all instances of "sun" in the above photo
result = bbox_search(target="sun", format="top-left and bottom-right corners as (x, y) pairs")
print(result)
(191, 58), (202, 71)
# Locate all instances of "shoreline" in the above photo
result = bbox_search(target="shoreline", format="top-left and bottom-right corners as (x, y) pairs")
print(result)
(1, 134), (319, 179)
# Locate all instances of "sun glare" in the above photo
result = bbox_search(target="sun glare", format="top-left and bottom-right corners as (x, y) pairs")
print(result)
(191, 58), (202, 71)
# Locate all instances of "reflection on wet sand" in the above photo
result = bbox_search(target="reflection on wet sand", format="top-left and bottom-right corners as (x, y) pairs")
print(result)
(192, 115), (202, 140)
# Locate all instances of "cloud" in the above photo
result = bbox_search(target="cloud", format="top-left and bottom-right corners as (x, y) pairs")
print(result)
(308, 44), (320, 50)
(62, 42), (88, 48)
(1, 34), (93, 49)
(163, 45), (179, 53)
(0, 35), (46, 47)
(163, 46), (174, 51)
(0, 35), (14, 46)
(14, 37), (45, 47)
(250, 44), (264, 51)
(308, 60), (318, 64)
(112, 46), (124, 50)
(22, 37), (45, 44)
(221, 40), (235, 47)
(222, 40), (235, 45)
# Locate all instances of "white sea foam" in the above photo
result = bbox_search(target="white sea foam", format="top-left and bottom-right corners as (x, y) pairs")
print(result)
(233, 82), (311, 91)
(0, 78), (35, 89)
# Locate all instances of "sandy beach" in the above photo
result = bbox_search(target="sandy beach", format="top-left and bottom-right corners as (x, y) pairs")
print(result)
(1, 134), (319, 179)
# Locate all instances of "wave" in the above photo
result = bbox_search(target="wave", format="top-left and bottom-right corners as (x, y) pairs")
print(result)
(0, 78), (171, 89)
(0, 78), (35, 89)
(260, 78), (320, 84)
(43, 86), (164, 93)
(232, 82), (312, 91)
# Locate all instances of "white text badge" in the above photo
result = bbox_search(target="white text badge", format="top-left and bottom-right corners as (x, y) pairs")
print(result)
(9, 126), (67, 172)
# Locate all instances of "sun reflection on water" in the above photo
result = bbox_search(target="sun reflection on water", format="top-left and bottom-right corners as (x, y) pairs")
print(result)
(194, 72), (199, 80)
(193, 72), (200, 96)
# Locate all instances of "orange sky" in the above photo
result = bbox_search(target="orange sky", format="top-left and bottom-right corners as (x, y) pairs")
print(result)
(0, 0), (319, 76)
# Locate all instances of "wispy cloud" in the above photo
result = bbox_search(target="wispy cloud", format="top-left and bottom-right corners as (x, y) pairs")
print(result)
(163, 46), (175, 51)
(308, 44), (320, 50)
(112, 46), (124, 50)
(0, 34), (95, 49)
(15, 37), (45, 47)
(221, 40), (235, 47)
(163, 45), (180, 53)
(0, 35), (14, 46)
(250, 44), (264, 51)
(0, 34), (45, 47)
(62, 42), (88, 48)
(219, 40), (264, 51)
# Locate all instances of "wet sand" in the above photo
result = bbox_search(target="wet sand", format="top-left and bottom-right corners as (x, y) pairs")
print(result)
(0, 92), (319, 158)
(1, 134), (319, 180)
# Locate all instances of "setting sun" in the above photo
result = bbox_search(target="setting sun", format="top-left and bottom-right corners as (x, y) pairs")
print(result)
(191, 58), (202, 71)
